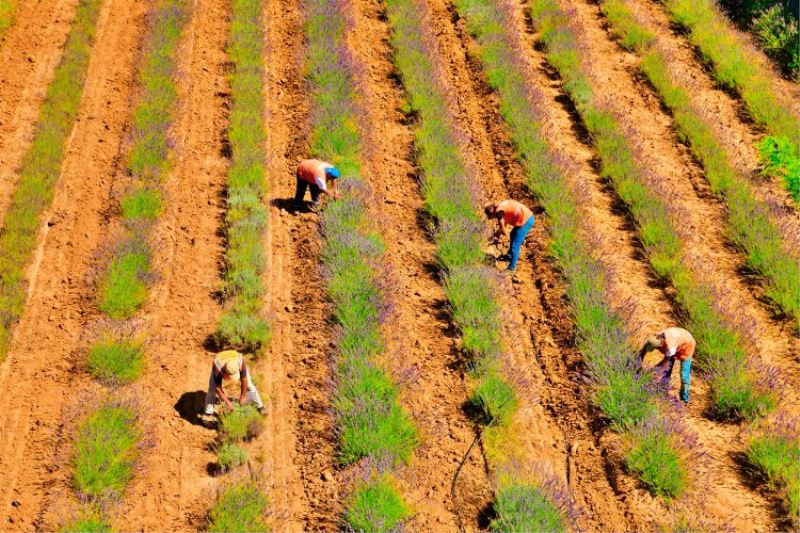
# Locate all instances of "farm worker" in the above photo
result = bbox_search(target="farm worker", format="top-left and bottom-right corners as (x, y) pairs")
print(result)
(638, 327), (696, 404)
(204, 350), (264, 415)
(294, 158), (341, 207)
(484, 200), (535, 271)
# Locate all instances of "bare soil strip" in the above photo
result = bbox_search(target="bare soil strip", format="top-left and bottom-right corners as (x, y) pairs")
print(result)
(345, 0), (495, 528)
(0, 0), (79, 220)
(260, 0), (341, 528)
(0, 0), (147, 527)
(558, 0), (800, 384)
(110, 0), (231, 528)
(506, 0), (783, 527)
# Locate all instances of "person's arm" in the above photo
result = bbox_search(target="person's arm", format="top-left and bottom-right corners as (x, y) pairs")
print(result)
(637, 344), (650, 366)
(214, 368), (232, 410)
(239, 362), (249, 404)
(654, 356), (670, 368)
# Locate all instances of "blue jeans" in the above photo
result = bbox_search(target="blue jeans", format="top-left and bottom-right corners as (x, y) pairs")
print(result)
(662, 358), (691, 403)
(507, 216), (534, 270)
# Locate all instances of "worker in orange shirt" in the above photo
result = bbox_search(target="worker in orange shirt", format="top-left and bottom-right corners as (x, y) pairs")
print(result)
(484, 199), (535, 271)
(294, 158), (340, 207)
(638, 327), (696, 404)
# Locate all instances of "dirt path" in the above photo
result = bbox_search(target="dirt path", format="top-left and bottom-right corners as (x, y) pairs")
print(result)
(344, 0), (496, 528)
(589, 0), (800, 251)
(0, 0), (79, 221)
(258, 0), (342, 528)
(0, 0), (147, 528)
(110, 0), (231, 529)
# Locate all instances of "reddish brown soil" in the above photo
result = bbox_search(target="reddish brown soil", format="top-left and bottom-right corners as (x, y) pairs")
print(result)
(0, 0), (79, 220)
(110, 0), (231, 528)
(0, 0), (147, 528)
(259, 0), (342, 528)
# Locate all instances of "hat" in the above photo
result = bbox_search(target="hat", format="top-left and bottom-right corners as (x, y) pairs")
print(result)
(325, 166), (341, 180)
(644, 335), (662, 350)
(223, 360), (241, 380)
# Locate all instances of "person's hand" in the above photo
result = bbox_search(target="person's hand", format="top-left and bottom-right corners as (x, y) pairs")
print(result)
(223, 397), (233, 410)
(333, 190), (340, 199)
(239, 393), (248, 405)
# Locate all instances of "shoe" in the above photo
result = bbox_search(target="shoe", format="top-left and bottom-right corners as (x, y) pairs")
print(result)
(204, 404), (215, 415)
(497, 254), (511, 262)
(257, 406), (266, 415)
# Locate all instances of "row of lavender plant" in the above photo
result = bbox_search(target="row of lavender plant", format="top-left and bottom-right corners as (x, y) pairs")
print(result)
(305, 0), (418, 528)
(382, 0), (579, 525)
(206, 0), (271, 528)
(598, 0), (800, 327)
(655, 0), (800, 201)
(214, 0), (272, 354)
(529, 0), (776, 422)
(0, 0), (102, 360)
(453, 0), (692, 503)
(0, 0), (14, 38)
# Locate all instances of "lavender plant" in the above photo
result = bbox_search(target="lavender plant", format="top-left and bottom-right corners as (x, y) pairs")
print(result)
(0, 0), (103, 360)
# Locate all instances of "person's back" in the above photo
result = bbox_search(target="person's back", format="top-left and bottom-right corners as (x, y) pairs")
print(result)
(496, 199), (533, 227)
(297, 159), (332, 187)
(660, 327), (695, 360)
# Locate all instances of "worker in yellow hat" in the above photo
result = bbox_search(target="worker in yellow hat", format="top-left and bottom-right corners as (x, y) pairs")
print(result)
(204, 350), (264, 415)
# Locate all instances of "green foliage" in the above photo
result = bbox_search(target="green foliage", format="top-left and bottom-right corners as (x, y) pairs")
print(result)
(490, 483), (567, 532)
(208, 482), (269, 532)
(0, 0), (102, 361)
(121, 187), (162, 220)
(751, 5), (799, 77)
(59, 506), (110, 533)
(444, 268), (502, 361)
(0, 0), (15, 37)
(746, 429), (800, 524)
(757, 136), (800, 202)
(216, 0), (270, 354)
(218, 404), (263, 443)
(595, 371), (657, 429)
(468, 370), (518, 425)
(87, 334), (144, 385)
(99, 246), (151, 319)
(73, 404), (140, 499)
(345, 476), (410, 533)
(626, 421), (686, 498)
(217, 442), (248, 471)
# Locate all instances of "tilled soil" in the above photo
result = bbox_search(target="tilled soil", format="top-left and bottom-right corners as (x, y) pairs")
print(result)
(0, 0), (147, 527)
(0, 0), (79, 220)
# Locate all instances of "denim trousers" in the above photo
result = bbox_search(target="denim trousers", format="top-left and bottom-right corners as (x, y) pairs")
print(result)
(507, 215), (535, 270)
(662, 357), (691, 403)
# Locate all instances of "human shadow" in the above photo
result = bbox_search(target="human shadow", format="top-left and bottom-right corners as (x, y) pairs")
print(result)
(272, 197), (313, 214)
(175, 390), (215, 429)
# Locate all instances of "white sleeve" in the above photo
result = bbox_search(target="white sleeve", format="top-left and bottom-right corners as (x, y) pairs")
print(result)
(666, 345), (677, 358)
(314, 174), (327, 191)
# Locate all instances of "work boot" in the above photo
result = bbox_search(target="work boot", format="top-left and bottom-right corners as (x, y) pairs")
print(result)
(497, 254), (511, 262)
(204, 404), (215, 416)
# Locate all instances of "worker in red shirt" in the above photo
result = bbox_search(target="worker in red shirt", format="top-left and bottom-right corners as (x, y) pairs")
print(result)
(484, 200), (535, 271)
(295, 158), (340, 207)
(638, 327), (696, 404)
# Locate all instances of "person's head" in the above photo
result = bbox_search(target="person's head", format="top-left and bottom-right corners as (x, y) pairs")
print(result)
(325, 166), (341, 181)
(484, 204), (501, 219)
(222, 359), (241, 381)
(644, 333), (665, 351)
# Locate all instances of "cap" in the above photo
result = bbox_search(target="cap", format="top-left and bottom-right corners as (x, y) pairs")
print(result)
(325, 166), (341, 180)
(644, 335), (662, 350)
(223, 360), (241, 380)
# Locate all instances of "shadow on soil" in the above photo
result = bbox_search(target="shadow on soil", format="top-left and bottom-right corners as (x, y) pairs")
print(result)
(272, 197), (315, 214)
(175, 390), (216, 429)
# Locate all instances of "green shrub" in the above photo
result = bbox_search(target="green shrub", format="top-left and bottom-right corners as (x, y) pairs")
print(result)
(215, 310), (271, 354)
(217, 442), (248, 471)
(59, 506), (110, 533)
(87, 334), (144, 385)
(99, 247), (151, 319)
(345, 476), (410, 533)
(626, 421), (686, 498)
(444, 268), (503, 361)
(752, 5), (799, 76)
(595, 371), (657, 429)
(757, 136), (800, 202)
(746, 424), (800, 524)
(121, 187), (162, 219)
(218, 404), (263, 443)
(468, 371), (518, 425)
(208, 482), (269, 532)
(0, 0), (102, 361)
(490, 483), (567, 532)
(0, 0), (15, 37)
(73, 404), (140, 498)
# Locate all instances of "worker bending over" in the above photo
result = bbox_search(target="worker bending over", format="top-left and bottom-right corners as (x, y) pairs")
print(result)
(204, 350), (264, 415)
(485, 200), (535, 271)
(295, 159), (340, 207)
(639, 327), (695, 404)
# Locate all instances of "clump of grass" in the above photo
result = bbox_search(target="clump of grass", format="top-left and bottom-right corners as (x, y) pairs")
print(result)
(757, 136), (800, 202)
(73, 403), (140, 499)
(625, 416), (686, 498)
(658, 0), (800, 156)
(217, 442), (249, 472)
(208, 481), (269, 532)
(86, 323), (145, 385)
(490, 483), (567, 532)
(98, 233), (152, 319)
(0, 0), (102, 360)
(0, 0), (15, 37)
(59, 506), (110, 533)
(215, 0), (271, 354)
(121, 186), (163, 220)
(468, 369), (518, 425)
(453, 0), (684, 500)
(745, 414), (800, 525)
(345, 475), (411, 533)
(529, 0), (775, 421)
(218, 403), (263, 443)
(599, 0), (800, 325)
